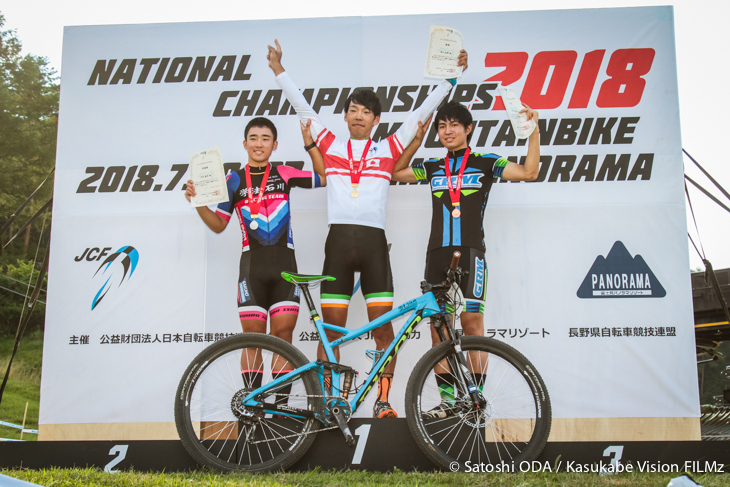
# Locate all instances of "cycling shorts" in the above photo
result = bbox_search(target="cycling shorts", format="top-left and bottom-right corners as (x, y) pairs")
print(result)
(321, 224), (394, 310)
(425, 246), (487, 314)
(237, 247), (300, 322)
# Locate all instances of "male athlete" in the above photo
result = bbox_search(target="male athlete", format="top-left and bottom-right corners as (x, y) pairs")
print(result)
(267, 39), (467, 418)
(185, 117), (324, 393)
(393, 100), (540, 417)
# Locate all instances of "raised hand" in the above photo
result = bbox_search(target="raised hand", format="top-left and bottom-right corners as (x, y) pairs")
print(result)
(414, 114), (433, 144)
(267, 39), (284, 75)
(457, 49), (468, 72)
(184, 179), (196, 202)
(520, 103), (539, 124)
(300, 119), (314, 145)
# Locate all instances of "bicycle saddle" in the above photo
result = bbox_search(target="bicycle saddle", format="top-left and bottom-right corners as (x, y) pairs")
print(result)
(281, 272), (336, 286)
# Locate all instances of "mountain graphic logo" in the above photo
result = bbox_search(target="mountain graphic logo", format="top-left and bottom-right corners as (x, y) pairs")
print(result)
(577, 241), (665, 299)
(91, 246), (139, 310)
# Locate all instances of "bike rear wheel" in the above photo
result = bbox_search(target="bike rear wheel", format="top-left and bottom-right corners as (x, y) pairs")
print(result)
(174, 333), (321, 472)
(405, 335), (551, 471)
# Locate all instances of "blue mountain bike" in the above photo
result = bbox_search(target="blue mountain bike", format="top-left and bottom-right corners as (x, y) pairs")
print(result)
(174, 252), (551, 472)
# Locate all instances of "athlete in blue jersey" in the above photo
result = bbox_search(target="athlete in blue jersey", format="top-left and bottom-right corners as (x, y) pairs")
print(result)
(186, 117), (324, 392)
(393, 101), (540, 418)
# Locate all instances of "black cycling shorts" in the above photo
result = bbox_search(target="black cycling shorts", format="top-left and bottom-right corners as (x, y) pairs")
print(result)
(237, 247), (300, 321)
(425, 246), (487, 314)
(320, 224), (394, 310)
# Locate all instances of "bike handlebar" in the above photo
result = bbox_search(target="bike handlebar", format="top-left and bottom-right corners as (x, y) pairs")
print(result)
(420, 251), (464, 295)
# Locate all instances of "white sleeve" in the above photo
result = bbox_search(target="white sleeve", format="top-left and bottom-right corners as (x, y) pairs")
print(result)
(275, 71), (326, 138)
(394, 79), (453, 149)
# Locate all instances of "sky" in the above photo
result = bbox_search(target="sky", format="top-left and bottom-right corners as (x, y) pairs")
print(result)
(2, 0), (729, 270)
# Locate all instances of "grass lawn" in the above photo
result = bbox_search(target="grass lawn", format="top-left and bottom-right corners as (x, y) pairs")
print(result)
(0, 330), (43, 441)
(2, 468), (730, 487)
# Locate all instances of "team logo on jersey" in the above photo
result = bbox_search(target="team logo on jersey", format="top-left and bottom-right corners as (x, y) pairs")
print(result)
(91, 246), (139, 310)
(238, 278), (251, 303)
(577, 241), (665, 298)
(473, 257), (485, 298)
(431, 173), (484, 192)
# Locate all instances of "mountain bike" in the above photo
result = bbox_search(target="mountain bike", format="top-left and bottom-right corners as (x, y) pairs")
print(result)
(174, 252), (551, 472)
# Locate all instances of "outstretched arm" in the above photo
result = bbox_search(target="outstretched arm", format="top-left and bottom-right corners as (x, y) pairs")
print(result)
(184, 180), (229, 233)
(301, 119), (326, 186)
(392, 115), (432, 183)
(501, 104), (541, 181)
(394, 50), (469, 149)
(268, 39), (324, 136)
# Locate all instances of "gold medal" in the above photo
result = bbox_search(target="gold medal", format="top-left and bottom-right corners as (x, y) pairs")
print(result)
(452, 208), (461, 218)
(351, 188), (359, 198)
(250, 218), (259, 230)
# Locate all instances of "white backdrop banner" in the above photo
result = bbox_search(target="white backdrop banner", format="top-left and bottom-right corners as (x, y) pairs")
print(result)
(41, 7), (699, 440)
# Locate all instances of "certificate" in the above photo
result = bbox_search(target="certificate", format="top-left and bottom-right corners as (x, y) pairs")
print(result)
(189, 146), (228, 207)
(498, 85), (537, 139)
(424, 26), (464, 79)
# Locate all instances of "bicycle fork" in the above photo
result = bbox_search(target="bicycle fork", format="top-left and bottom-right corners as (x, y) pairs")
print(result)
(433, 314), (486, 409)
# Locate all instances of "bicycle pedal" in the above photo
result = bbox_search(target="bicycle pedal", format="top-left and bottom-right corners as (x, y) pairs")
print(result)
(331, 406), (355, 447)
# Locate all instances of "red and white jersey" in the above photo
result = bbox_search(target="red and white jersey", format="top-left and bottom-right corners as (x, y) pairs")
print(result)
(276, 72), (452, 230)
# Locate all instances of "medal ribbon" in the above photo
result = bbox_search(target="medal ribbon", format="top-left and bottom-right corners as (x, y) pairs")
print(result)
(444, 148), (470, 211)
(347, 139), (373, 189)
(245, 163), (271, 221)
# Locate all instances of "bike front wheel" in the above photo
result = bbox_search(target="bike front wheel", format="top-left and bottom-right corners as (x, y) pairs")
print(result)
(405, 335), (551, 471)
(174, 333), (321, 472)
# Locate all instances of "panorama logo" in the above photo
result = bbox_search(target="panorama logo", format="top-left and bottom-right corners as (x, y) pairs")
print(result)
(90, 246), (140, 310)
(577, 241), (665, 299)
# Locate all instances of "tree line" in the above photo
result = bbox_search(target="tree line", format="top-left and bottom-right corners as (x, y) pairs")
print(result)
(0, 12), (58, 335)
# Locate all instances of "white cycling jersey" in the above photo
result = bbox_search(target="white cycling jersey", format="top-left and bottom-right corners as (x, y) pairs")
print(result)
(276, 72), (453, 229)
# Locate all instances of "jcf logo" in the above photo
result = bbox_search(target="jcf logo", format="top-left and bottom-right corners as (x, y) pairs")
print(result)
(89, 246), (140, 310)
(75, 247), (113, 262)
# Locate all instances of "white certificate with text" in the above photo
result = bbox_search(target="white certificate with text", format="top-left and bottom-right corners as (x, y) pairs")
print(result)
(498, 85), (537, 139)
(189, 146), (228, 207)
(424, 26), (464, 79)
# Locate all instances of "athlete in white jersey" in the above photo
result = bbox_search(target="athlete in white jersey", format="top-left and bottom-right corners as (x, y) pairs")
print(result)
(268, 40), (467, 418)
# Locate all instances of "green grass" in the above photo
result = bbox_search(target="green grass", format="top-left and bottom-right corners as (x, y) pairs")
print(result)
(0, 330), (43, 441)
(1, 468), (730, 487)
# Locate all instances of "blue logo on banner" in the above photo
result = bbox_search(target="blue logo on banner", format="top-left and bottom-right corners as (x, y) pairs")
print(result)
(91, 246), (139, 310)
(473, 257), (485, 299)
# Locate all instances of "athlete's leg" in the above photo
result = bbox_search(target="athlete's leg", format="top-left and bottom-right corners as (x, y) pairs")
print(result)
(358, 226), (397, 417)
(237, 251), (269, 388)
(368, 305), (396, 374)
(319, 225), (355, 366)
(461, 249), (488, 376)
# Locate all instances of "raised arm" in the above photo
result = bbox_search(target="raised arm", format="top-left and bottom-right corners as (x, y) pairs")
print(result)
(392, 115), (432, 183)
(501, 104), (541, 181)
(394, 50), (468, 148)
(267, 40), (325, 137)
(301, 119), (326, 185)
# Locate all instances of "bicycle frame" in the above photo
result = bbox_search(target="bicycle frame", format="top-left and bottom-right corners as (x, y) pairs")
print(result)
(242, 290), (442, 422)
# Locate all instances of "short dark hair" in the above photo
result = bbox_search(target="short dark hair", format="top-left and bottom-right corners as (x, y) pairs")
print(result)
(245, 117), (278, 141)
(345, 88), (382, 118)
(434, 102), (474, 143)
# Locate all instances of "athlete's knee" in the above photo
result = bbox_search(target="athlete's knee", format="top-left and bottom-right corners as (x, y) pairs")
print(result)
(372, 322), (394, 340)
(460, 312), (484, 336)
(271, 328), (293, 343)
